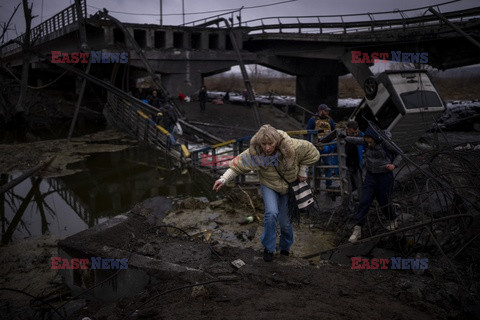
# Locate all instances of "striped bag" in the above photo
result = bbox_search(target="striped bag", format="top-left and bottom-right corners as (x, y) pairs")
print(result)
(275, 167), (316, 223)
(291, 181), (315, 210)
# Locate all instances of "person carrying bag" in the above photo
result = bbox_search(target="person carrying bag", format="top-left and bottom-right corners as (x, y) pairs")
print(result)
(212, 125), (319, 262)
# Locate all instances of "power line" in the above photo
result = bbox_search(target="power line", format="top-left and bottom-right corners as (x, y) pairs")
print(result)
(242, 0), (298, 10)
(87, 0), (298, 17)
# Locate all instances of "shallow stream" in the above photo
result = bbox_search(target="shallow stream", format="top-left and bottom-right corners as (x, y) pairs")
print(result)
(1, 144), (216, 244)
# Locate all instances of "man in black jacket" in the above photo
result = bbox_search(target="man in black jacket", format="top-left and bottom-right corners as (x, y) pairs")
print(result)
(198, 86), (207, 112)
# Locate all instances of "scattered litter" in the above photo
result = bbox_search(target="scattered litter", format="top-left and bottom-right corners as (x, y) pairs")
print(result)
(191, 285), (207, 297)
(239, 216), (254, 225)
(231, 259), (246, 269)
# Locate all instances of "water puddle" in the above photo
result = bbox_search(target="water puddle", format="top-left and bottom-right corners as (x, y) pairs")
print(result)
(0, 144), (217, 244)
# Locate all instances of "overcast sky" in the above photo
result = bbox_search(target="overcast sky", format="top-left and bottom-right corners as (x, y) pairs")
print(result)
(1, 0), (479, 40)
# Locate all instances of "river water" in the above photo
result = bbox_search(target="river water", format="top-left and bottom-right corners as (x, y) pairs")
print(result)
(0, 144), (216, 244)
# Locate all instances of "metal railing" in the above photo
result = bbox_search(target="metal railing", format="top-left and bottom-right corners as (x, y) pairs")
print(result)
(189, 129), (348, 203)
(104, 89), (349, 204)
(105, 92), (190, 162)
(0, 0), (86, 56)
(47, 178), (91, 225)
(311, 136), (347, 197)
(271, 102), (315, 128)
(240, 6), (480, 35)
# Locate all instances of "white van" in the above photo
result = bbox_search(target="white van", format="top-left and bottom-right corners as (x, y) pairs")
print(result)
(349, 70), (446, 149)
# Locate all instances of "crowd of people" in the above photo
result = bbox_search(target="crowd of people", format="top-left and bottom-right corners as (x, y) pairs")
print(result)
(132, 86), (401, 262)
(131, 85), (212, 147)
(212, 103), (402, 262)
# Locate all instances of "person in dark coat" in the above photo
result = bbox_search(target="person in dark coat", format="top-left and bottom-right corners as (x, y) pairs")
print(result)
(344, 126), (402, 243)
(159, 102), (179, 146)
(198, 86), (207, 112)
(147, 90), (162, 108)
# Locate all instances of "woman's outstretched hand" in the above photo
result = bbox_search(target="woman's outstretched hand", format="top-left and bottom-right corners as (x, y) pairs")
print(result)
(213, 180), (223, 191)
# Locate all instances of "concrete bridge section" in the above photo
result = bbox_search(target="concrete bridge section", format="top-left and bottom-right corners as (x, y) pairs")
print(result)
(242, 7), (480, 108)
(1, 0), (479, 114)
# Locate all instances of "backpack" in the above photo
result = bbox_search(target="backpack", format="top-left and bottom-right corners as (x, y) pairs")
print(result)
(162, 105), (177, 128)
(314, 117), (332, 137)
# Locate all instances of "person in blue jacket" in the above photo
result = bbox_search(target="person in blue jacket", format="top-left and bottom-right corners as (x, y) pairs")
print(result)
(306, 104), (336, 142)
(318, 121), (363, 204)
(306, 104), (337, 190)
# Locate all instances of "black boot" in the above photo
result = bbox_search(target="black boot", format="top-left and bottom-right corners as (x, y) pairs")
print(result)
(263, 249), (273, 262)
(280, 250), (290, 256)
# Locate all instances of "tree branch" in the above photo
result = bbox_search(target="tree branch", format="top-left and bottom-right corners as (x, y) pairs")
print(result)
(0, 3), (21, 44)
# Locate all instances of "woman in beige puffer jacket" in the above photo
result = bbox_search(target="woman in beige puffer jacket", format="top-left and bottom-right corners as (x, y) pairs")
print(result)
(213, 124), (319, 262)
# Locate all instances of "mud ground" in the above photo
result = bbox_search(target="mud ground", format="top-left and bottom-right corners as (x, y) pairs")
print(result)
(1, 193), (479, 320)
(1, 128), (480, 319)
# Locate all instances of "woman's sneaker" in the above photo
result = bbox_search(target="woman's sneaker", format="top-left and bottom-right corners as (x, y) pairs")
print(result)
(386, 220), (399, 231)
(348, 225), (362, 243)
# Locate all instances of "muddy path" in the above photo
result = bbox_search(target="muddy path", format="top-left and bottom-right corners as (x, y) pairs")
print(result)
(60, 196), (480, 319)
(1, 130), (480, 319)
(1, 193), (478, 320)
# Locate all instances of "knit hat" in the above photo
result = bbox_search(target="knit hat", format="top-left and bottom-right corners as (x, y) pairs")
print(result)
(317, 104), (331, 112)
(364, 126), (382, 143)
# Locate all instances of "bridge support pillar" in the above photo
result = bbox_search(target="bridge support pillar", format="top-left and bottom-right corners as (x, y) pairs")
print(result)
(165, 31), (174, 48)
(162, 73), (203, 98)
(259, 56), (343, 113)
(146, 29), (154, 48)
(296, 73), (338, 111)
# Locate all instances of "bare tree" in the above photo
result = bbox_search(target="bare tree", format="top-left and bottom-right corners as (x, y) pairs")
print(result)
(0, 4), (21, 123)
(0, 3), (20, 44)
(15, 0), (36, 117)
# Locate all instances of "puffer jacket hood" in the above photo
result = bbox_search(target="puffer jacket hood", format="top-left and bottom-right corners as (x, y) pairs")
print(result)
(229, 129), (320, 194)
(248, 129), (296, 172)
(364, 127), (382, 143)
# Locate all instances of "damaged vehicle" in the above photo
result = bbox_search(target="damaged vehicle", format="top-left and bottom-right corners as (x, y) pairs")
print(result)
(433, 100), (480, 132)
(350, 70), (446, 149)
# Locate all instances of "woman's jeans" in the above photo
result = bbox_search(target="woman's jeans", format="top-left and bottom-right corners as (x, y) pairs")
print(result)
(260, 184), (294, 253)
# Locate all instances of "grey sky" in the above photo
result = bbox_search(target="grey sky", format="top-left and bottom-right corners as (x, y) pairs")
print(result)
(1, 0), (479, 40)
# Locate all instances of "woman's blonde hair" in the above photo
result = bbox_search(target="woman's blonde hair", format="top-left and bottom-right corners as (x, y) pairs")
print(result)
(253, 124), (283, 146)
(249, 124), (295, 170)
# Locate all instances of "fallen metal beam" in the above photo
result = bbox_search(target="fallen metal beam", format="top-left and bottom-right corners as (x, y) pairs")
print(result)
(199, 17), (262, 128)
(91, 9), (184, 117)
(0, 156), (55, 195)
(67, 59), (91, 141)
(429, 6), (480, 51)
(178, 119), (223, 144)
(1, 177), (43, 245)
